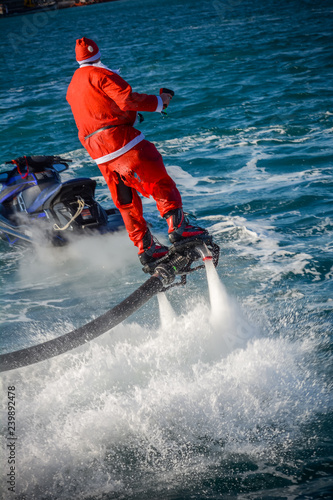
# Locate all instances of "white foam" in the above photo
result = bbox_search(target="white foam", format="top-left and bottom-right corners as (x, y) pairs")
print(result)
(155, 127), (315, 160)
(0, 298), (327, 498)
(325, 266), (333, 280)
(203, 213), (324, 287)
(166, 165), (199, 189)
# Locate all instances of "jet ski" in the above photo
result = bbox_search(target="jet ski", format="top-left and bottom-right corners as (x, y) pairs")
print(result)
(0, 155), (124, 246)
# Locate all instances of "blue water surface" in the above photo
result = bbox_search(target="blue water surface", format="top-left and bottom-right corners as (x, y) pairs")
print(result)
(0, 0), (332, 498)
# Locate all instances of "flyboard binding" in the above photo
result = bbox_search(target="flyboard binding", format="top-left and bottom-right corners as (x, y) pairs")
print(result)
(142, 233), (220, 290)
(0, 232), (220, 372)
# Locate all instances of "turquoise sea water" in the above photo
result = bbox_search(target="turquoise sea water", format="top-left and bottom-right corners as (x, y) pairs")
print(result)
(1, 0), (333, 498)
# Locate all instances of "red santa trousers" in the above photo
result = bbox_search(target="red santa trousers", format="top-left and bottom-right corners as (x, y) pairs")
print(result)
(98, 139), (182, 248)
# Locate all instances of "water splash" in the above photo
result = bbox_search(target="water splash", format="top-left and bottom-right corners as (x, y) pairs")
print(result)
(157, 292), (176, 329)
(205, 258), (233, 329)
(0, 310), (326, 499)
(205, 258), (254, 354)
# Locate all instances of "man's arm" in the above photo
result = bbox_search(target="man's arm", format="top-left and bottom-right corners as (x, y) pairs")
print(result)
(99, 71), (163, 113)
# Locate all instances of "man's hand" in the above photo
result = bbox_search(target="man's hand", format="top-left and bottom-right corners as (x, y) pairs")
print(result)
(160, 92), (173, 109)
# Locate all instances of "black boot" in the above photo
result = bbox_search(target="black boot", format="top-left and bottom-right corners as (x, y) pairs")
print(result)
(138, 229), (169, 265)
(164, 208), (208, 244)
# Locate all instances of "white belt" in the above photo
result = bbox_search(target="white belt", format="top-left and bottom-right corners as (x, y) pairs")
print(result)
(94, 133), (145, 165)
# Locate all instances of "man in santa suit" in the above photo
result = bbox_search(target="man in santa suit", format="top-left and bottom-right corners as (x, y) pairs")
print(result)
(67, 37), (207, 264)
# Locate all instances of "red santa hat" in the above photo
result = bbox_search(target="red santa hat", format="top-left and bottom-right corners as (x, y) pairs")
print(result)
(75, 37), (101, 64)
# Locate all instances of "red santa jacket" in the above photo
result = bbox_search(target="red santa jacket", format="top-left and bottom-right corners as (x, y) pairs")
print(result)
(66, 66), (162, 164)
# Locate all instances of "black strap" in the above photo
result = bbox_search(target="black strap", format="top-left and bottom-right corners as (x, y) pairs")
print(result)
(84, 124), (117, 140)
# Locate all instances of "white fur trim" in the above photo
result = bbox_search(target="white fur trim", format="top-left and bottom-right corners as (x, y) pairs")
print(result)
(77, 50), (101, 64)
(94, 133), (145, 164)
(155, 95), (163, 113)
(78, 60), (120, 74)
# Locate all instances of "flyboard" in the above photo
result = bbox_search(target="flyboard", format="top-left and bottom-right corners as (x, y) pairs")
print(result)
(0, 234), (219, 374)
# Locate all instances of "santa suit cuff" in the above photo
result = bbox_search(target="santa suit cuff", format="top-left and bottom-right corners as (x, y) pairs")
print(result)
(155, 96), (163, 113)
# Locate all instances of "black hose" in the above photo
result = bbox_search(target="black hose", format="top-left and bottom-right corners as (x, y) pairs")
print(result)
(0, 276), (164, 372)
